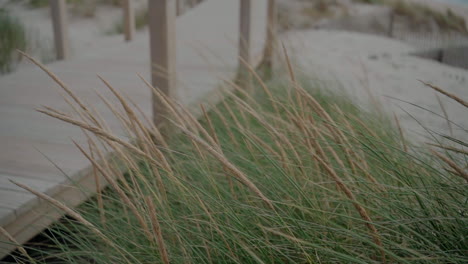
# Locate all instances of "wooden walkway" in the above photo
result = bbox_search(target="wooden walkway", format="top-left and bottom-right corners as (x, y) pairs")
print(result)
(0, 0), (268, 258)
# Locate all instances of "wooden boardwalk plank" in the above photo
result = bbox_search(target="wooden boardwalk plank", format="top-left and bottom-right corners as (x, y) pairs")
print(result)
(0, 208), (15, 227)
(0, 0), (268, 258)
(0, 137), (89, 181)
(0, 174), (57, 194)
(0, 190), (39, 216)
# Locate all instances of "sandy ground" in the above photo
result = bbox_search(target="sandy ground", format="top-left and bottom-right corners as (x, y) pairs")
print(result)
(277, 0), (468, 52)
(2, 0), (467, 143)
(2, 0), (466, 66)
(407, 0), (468, 22)
(280, 30), (468, 144)
(1, 0), (149, 68)
(276, 0), (467, 145)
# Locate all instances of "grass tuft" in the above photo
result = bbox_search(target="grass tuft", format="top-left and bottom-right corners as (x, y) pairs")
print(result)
(0, 8), (26, 74)
(9, 55), (468, 263)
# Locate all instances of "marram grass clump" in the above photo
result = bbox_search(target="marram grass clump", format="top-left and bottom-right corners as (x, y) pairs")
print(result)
(0, 9), (26, 74)
(6, 55), (468, 263)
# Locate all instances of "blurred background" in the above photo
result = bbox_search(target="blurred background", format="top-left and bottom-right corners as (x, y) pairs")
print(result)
(1, 0), (467, 74)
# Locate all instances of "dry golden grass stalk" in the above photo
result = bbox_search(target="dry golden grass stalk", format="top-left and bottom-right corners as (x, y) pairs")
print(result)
(175, 123), (274, 210)
(334, 105), (371, 171)
(300, 118), (323, 179)
(84, 138), (147, 196)
(236, 239), (266, 264)
(317, 130), (355, 184)
(266, 105), (299, 131)
(97, 76), (163, 158)
(88, 139), (106, 225)
(194, 222), (213, 264)
(393, 113), (408, 153)
(201, 104), (220, 147)
(349, 114), (381, 139)
(95, 91), (134, 136)
(430, 149), (468, 182)
(311, 153), (385, 263)
(104, 144), (149, 199)
(224, 80), (264, 119)
(11, 180), (117, 249)
(201, 104), (235, 194)
(352, 160), (382, 188)
(427, 143), (468, 156)
(422, 81), (468, 108)
(109, 165), (140, 203)
(289, 114), (314, 150)
(211, 106), (240, 148)
(221, 98), (244, 131)
(72, 141), (153, 241)
(61, 91), (111, 132)
(0, 226), (35, 263)
(281, 44), (307, 120)
(230, 93), (305, 174)
(128, 97), (170, 150)
(138, 74), (188, 128)
(145, 196), (170, 264)
(281, 43), (296, 85)
(258, 224), (309, 245)
(171, 104), (213, 163)
(297, 89), (359, 175)
(18, 51), (100, 126)
(245, 131), (281, 161)
(94, 92), (165, 186)
(36, 108), (166, 170)
(237, 57), (280, 114)
(108, 140), (170, 198)
(435, 94), (454, 137)
(274, 138), (293, 172)
(176, 101), (222, 152)
(196, 196), (236, 258)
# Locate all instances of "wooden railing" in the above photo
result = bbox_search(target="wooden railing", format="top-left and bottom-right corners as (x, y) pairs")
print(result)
(50, 0), (69, 60)
(148, 0), (177, 125)
(49, 0), (277, 125)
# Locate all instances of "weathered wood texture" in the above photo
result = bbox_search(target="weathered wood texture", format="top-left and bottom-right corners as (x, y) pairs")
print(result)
(123, 0), (135, 41)
(50, 0), (69, 60)
(149, 0), (177, 126)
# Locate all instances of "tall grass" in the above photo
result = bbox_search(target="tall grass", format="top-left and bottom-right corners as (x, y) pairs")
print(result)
(7, 54), (468, 263)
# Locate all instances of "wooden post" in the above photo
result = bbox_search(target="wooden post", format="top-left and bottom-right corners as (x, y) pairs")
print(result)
(263, 0), (276, 68)
(176, 0), (182, 16)
(123, 0), (135, 41)
(50, 0), (69, 60)
(238, 0), (251, 86)
(239, 0), (251, 66)
(388, 12), (394, 38)
(149, 0), (177, 126)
